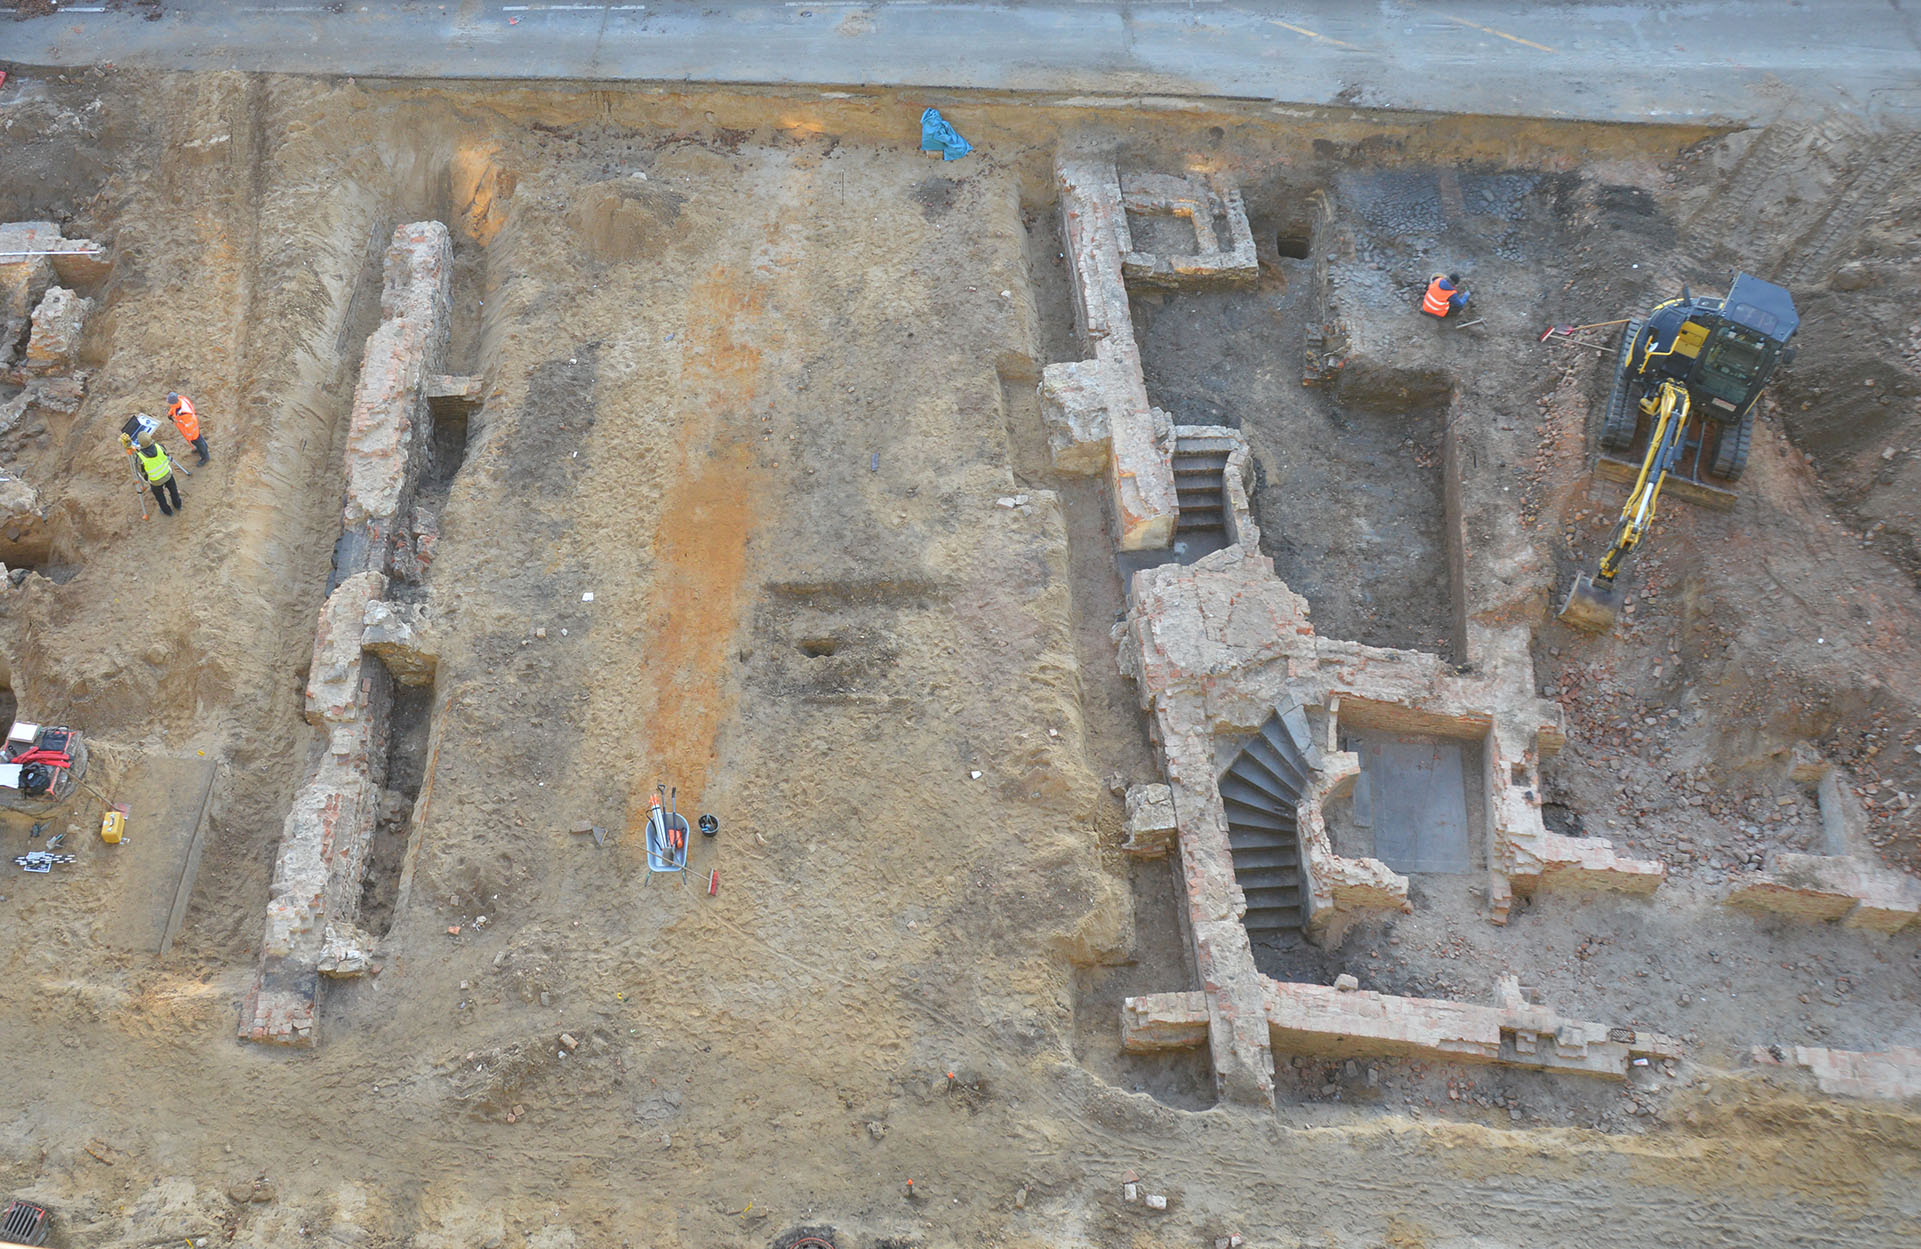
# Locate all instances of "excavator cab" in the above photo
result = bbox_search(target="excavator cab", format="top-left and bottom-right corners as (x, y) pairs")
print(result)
(1560, 275), (1797, 632)
(1603, 273), (1799, 484)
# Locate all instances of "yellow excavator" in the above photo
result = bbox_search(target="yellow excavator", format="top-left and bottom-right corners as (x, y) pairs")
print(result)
(1559, 274), (1799, 631)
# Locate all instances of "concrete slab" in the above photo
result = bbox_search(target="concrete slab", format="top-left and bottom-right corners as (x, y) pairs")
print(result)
(1351, 731), (1472, 875)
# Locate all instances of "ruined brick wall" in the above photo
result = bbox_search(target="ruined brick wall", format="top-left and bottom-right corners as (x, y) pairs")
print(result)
(242, 223), (451, 1046)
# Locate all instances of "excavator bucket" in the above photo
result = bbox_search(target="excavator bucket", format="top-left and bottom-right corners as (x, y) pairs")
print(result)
(1558, 572), (1620, 632)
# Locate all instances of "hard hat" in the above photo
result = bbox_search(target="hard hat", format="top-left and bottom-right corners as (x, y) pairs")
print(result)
(137, 432), (155, 449)
(166, 392), (179, 403)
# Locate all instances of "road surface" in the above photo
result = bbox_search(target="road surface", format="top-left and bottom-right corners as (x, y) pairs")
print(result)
(3, 2), (1919, 125)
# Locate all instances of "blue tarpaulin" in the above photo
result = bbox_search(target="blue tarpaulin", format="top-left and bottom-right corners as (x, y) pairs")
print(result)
(920, 108), (973, 161)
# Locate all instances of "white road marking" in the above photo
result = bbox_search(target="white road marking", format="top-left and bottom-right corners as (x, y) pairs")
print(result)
(1443, 13), (1556, 53)
(1269, 17), (1359, 51)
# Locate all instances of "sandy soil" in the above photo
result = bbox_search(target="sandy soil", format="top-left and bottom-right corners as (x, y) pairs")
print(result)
(0, 70), (1919, 1248)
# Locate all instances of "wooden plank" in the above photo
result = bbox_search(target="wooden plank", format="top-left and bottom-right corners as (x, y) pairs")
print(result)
(159, 760), (220, 956)
(1593, 455), (1738, 512)
(390, 682), (453, 920)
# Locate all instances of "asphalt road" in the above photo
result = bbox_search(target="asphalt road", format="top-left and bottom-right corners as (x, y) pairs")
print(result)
(3, 1), (1919, 124)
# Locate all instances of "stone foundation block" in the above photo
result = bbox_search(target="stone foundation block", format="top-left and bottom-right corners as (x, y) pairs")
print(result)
(239, 973), (318, 1047)
(363, 598), (437, 686)
(1057, 158), (1178, 550)
(1261, 975), (1677, 1077)
(304, 571), (390, 726)
(0, 469), (42, 537)
(1121, 990), (1211, 1052)
(1525, 831), (1666, 895)
(1, 254), (53, 368)
(1038, 359), (1111, 475)
(1785, 1045), (1921, 1101)
(14, 374), (88, 419)
(426, 372), (483, 417)
(317, 922), (380, 977)
(1127, 975), (1680, 1082)
(1119, 172), (1258, 289)
(0, 221), (109, 288)
(1726, 853), (1921, 932)
(22, 286), (91, 373)
(1122, 783), (1177, 857)
(244, 222), (450, 1050)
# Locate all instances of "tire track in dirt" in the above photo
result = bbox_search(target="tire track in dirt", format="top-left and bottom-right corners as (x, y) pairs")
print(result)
(1779, 130), (1921, 287)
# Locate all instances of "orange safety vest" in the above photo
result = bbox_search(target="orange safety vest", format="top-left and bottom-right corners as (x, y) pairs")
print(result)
(1421, 277), (1456, 318)
(168, 395), (200, 440)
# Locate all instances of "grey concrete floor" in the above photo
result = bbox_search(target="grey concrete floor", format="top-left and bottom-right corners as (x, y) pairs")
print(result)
(3, 1), (1918, 125)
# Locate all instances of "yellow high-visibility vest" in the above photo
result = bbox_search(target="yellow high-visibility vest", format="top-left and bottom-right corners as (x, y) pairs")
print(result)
(137, 444), (174, 483)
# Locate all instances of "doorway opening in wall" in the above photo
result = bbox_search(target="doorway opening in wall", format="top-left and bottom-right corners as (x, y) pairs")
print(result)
(1274, 230), (1313, 260)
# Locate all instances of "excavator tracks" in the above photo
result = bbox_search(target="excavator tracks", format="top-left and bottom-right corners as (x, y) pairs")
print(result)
(1598, 319), (1643, 452)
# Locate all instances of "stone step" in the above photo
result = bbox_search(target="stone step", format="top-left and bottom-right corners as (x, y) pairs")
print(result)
(1222, 704), (1318, 938)
(1243, 728), (1310, 793)
(1221, 771), (1296, 812)
(1244, 903), (1304, 933)
(1243, 882), (1302, 910)
(1227, 751), (1302, 805)
(1232, 844), (1300, 873)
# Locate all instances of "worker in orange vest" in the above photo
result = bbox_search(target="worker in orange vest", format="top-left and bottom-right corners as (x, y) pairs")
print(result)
(165, 392), (210, 464)
(1421, 273), (1469, 319)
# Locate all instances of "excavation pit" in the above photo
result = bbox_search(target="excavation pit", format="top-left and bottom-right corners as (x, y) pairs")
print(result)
(0, 53), (1917, 1249)
(1132, 199), (1459, 659)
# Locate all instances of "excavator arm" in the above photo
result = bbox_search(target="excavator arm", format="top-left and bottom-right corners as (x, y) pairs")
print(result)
(1560, 379), (1690, 631)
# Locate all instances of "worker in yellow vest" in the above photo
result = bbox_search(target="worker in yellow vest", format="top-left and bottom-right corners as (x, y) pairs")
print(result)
(165, 392), (210, 464)
(129, 434), (183, 517)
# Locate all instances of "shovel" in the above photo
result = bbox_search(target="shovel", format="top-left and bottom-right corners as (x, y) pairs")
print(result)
(1539, 317), (1630, 342)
